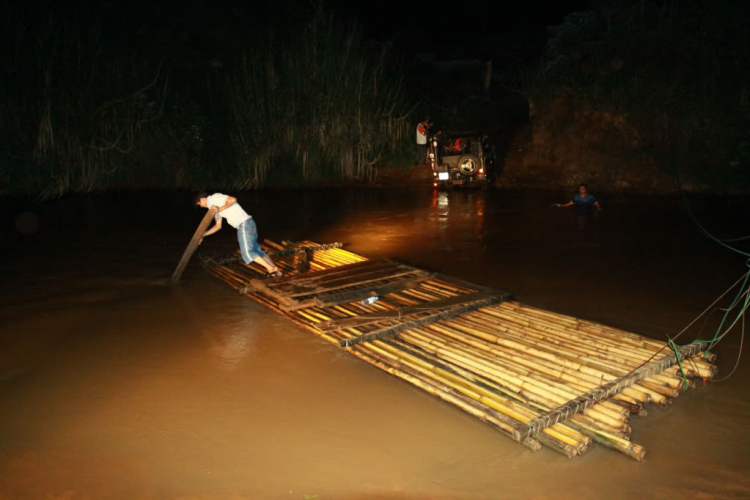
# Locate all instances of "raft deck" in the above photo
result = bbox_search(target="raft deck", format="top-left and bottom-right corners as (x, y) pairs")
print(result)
(205, 240), (717, 461)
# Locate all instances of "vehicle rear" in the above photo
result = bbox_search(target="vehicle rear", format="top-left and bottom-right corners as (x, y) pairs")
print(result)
(429, 134), (490, 189)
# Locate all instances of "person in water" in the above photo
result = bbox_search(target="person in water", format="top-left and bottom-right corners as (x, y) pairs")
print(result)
(194, 191), (282, 276)
(554, 183), (602, 210)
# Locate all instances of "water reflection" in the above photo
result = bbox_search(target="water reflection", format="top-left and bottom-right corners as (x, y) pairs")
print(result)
(428, 190), (487, 237)
(430, 190), (450, 234)
(205, 317), (257, 372)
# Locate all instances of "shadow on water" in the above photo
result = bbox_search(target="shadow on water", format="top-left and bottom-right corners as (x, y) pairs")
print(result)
(1, 188), (749, 499)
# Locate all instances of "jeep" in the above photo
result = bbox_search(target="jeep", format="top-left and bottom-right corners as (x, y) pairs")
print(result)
(428, 131), (495, 189)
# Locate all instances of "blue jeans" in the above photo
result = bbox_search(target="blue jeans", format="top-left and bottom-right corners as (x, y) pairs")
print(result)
(237, 218), (266, 264)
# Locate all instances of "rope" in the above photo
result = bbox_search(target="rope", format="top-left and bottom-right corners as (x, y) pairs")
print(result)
(712, 312), (745, 382)
(676, 175), (750, 258)
(667, 337), (689, 389)
(674, 174), (750, 376)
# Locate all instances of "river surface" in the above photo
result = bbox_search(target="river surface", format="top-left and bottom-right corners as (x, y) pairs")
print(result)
(1, 188), (749, 500)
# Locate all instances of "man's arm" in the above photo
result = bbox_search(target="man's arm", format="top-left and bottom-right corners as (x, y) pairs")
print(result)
(201, 217), (223, 242)
(207, 195), (236, 212)
(216, 196), (237, 212)
(555, 201), (574, 208)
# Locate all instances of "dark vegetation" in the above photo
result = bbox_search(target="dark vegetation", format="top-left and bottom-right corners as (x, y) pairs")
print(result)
(1, 0), (748, 198)
(0, 1), (411, 198)
(505, 0), (750, 193)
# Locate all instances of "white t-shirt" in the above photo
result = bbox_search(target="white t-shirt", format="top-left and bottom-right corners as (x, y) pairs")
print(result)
(206, 193), (251, 228)
(416, 122), (427, 145)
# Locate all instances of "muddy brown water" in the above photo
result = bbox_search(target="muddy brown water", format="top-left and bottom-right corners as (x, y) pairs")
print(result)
(1, 188), (749, 500)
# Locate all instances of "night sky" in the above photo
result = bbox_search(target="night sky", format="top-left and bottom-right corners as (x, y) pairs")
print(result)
(13, 0), (594, 59)
(329, 0), (594, 39)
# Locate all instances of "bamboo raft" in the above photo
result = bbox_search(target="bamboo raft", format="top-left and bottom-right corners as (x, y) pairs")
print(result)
(205, 240), (718, 461)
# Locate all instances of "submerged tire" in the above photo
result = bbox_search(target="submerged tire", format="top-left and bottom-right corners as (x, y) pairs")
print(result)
(458, 154), (480, 175)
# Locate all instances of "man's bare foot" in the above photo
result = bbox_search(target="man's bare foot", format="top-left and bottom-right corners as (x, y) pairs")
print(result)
(266, 266), (283, 278)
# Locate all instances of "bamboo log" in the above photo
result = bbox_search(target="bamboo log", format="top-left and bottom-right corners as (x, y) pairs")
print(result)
(339, 294), (510, 347)
(336, 332), (545, 452)
(400, 329), (630, 432)
(391, 337), (642, 458)
(171, 207), (218, 284)
(415, 323), (631, 423)
(364, 336), (588, 456)
(384, 336), (640, 458)
(521, 341), (708, 440)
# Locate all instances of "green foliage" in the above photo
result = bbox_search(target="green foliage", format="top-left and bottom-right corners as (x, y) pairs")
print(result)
(226, 8), (410, 188)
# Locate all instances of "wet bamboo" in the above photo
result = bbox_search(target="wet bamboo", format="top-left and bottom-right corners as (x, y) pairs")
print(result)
(288, 292), (641, 459)
(349, 334), (586, 456)
(520, 340), (708, 441)
(408, 332), (644, 426)
(460, 363), (641, 457)
(435, 351), (635, 443)
(683, 356), (717, 379)
(333, 330), (546, 452)
(383, 336), (643, 459)
(477, 308), (661, 368)
(248, 266), (692, 410)
(302, 241), (365, 262)
(500, 302), (666, 351)
(564, 418), (647, 461)
(463, 310), (653, 373)
(211, 266), (260, 291)
(443, 315), (659, 402)
(445, 315), (651, 400)
(420, 321), (633, 420)
(400, 329), (630, 432)
(210, 267), (248, 291)
(338, 320), (572, 442)
(373, 342), (584, 457)
(453, 312), (670, 403)
(488, 305), (672, 361)
(171, 207), (218, 284)
(609, 398), (647, 417)
(436, 319), (627, 389)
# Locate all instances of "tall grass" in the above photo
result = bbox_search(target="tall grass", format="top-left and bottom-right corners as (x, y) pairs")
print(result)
(227, 8), (410, 187)
(0, 4), (413, 198)
(0, 6), (176, 199)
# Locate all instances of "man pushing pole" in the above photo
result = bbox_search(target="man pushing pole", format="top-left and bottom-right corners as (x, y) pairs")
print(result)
(170, 191), (281, 284)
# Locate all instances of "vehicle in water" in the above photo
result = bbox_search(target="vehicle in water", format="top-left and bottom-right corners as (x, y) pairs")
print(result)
(428, 131), (495, 189)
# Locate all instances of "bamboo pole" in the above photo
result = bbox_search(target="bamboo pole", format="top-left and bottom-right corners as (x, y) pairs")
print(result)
(171, 207), (218, 284)
(520, 341), (708, 441)
(348, 336), (582, 456)
(381, 335), (643, 459)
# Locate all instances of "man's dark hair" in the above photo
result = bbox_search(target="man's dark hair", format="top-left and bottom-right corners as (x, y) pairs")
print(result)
(579, 183), (588, 189)
(193, 190), (208, 207)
